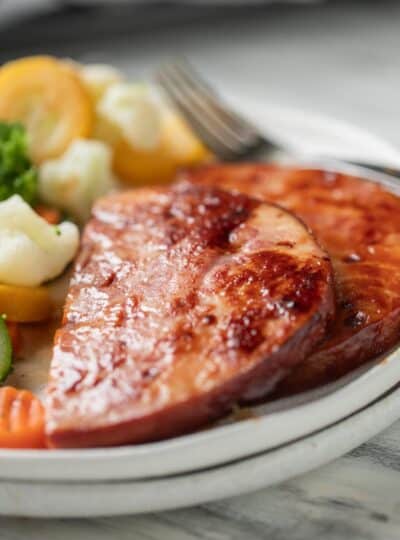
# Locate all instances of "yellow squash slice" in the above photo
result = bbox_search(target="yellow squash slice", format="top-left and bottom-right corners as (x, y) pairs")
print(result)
(0, 56), (93, 163)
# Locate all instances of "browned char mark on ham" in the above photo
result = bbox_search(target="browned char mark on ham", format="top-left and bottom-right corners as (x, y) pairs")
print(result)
(185, 163), (400, 395)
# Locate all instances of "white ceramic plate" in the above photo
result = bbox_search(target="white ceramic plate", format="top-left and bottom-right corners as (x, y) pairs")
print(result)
(1, 95), (400, 494)
(2, 382), (399, 518)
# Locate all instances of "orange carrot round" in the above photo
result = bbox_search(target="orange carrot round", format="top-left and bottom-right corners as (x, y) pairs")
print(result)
(0, 387), (45, 449)
(35, 205), (62, 225)
(5, 322), (21, 355)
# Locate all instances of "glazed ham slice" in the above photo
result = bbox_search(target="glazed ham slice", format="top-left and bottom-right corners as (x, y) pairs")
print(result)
(46, 182), (333, 448)
(186, 164), (400, 395)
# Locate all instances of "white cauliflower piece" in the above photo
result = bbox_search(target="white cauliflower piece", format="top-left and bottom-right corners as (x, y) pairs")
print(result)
(0, 195), (79, 287)
(39, 139), (115, 224)
(97, 83), (161, 150)
(79, 63), (123, 101)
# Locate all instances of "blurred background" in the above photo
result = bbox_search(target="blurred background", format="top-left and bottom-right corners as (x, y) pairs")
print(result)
(0, 0), (399, 148)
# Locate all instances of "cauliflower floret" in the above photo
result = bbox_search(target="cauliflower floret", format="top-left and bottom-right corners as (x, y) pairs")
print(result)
(39, 139), (115, 224)
(79, 63), (123, 102)
(97, 83), (162, 150)
(0, 195), (79, 287)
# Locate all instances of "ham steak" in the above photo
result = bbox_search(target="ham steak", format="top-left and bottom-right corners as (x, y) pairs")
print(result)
(46, 182), (334, 448)
(185, 164), (400, 395)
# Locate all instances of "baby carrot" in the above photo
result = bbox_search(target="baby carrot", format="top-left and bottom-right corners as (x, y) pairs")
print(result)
(0, 386), (46, 449)
(35, 204), (62, 225)
(5, 321), (20, 355)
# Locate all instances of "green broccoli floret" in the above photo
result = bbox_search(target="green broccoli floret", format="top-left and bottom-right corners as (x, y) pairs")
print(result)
(0, 122), (38, 204)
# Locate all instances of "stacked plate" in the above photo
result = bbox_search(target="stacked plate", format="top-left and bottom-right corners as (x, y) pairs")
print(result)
(2, 98), (400, 518)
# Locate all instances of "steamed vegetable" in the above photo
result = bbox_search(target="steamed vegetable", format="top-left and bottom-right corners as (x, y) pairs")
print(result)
(0, 56), (93, 163)
(78, 64), (211, 187)
(35, 204), (62, 225)
(39, 138), (115, 223)
(0, 195), (79, 287)
(0, 122), (38, 204)
(0, 284), (53, 323)
(79, 63), (123, 102)
(0, 386), (46, 448)
(5, 322), (20, 354)
(113, 109), (211, 186)
(97, 83), (161, 151)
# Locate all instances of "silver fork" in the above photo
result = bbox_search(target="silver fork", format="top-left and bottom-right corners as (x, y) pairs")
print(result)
(156, 59), (400, 179)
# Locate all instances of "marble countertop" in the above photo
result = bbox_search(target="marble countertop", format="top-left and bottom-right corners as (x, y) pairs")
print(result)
(1, 1), (400, 538)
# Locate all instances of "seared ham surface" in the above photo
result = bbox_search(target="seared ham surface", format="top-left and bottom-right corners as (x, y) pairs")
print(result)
(186, 164), (400, 394)
(46, 182), (333, 448)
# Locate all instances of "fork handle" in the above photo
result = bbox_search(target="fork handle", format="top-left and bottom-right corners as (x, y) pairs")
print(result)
(344, 161), (400, 180)
(248, 139), (400, 181)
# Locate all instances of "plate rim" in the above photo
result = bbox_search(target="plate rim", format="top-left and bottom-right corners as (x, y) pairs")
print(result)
(2, 381), (399, 517)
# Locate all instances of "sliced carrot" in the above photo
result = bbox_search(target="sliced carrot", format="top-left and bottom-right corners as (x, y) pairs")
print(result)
(0, 56), (93, 163)
(0, 387), (45, 449)
(5, 322), (20, 355)
(35, 204), (62, 225)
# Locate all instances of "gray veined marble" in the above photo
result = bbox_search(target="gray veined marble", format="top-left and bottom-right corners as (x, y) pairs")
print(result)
(1, 0), (400, 538)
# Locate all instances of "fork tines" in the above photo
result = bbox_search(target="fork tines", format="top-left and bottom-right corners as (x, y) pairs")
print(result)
(156, 59), (270, 161)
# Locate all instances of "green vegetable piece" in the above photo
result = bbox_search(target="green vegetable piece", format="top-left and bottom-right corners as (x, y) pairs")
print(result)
(0, 121), (38, 204)
(0, 316), (12, 383)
